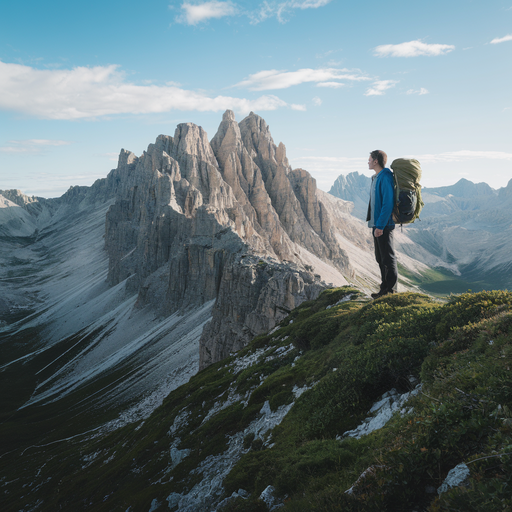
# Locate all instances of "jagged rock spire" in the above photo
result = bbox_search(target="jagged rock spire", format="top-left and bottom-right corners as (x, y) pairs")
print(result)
(104, 110), (354, 367)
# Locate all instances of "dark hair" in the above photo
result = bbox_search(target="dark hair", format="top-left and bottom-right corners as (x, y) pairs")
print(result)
(370, 150), (387, 169)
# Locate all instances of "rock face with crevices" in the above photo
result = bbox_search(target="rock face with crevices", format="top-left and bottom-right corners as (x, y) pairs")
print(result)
(103, 110), (360, 367)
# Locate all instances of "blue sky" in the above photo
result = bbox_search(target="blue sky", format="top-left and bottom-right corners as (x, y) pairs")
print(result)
(0, 0), (511, 198)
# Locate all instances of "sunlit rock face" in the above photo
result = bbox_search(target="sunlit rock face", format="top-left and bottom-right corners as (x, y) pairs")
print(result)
(103, 110), (368, 368)
(0, 110), (385, 426)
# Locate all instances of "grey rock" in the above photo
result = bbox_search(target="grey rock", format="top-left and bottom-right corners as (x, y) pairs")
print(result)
(259, 485), (284, 511)
(437, 463), (470, 495)
(103, 110), (360, 367)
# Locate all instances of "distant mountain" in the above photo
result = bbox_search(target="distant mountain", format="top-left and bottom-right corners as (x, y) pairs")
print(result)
(328, 172), (371, 220)
(425, 177), (496, 198)
(329, 171), (512, 291)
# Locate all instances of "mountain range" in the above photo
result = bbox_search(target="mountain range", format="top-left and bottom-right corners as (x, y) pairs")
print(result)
(1, 111), (511, 511)
(0, 111), (415, 498)
(0, 111), (383, 421)
(330, 172), (512, 293)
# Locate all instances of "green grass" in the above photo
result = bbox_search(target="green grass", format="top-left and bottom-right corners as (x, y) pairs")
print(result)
(398, 263), (487, 296)
(2, 287), (512, 511)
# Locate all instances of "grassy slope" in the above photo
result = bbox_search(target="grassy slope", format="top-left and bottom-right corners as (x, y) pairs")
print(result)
(398, 261), (512, 297)
(2, 288), (512, 511)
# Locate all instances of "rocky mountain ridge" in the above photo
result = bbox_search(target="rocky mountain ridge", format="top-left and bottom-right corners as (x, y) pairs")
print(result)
(102, 110), (365, 368)
(1, 111), (401, 447)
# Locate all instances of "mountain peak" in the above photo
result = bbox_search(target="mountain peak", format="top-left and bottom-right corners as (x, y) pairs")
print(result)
(222, 109), (236, 122)
(424, 178), (496, 198)
(103, 111), (361, 368)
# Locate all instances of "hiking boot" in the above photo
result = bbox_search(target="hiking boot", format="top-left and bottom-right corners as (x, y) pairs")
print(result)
(371, 289), (397, 299)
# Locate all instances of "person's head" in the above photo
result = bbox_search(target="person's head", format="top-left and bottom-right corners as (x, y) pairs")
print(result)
(368, 150), (387, 172)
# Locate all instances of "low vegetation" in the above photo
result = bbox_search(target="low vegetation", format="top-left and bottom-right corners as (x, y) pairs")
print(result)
(2, 288), (512, 511)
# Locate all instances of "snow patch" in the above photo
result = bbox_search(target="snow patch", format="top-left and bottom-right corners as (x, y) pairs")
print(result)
(341, 384), (422, 440)
(166, 385), (310, 511)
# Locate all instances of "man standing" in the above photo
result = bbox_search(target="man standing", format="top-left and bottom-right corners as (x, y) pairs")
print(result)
(366, 150), (398, 298)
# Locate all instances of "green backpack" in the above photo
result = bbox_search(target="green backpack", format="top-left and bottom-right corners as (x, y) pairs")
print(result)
(390, 158), (424, 224)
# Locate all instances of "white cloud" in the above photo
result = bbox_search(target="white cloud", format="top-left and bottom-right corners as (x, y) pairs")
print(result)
(175, 0), (333, 25)
(234, 68), (369, 91)
(0, 60), (293, 120)
(490, 34), (512, 44)
(412, 150), (512, 163)
(316, 81), (345, 88)
(312, 96), (322, 106)
(0, 139), (73, 154)
(365, 80), (398, 96)
(374, 40), (455, 57)
(249, 0), (332, 24)
(176, 1), (237, 25)
(406, 88), (429, 95)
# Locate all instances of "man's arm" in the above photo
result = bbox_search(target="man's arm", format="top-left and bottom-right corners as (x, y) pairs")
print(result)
(374, 173), (395, 233)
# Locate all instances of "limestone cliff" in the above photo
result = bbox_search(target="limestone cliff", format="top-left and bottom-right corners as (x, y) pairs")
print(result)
(104, 111), (363, 368)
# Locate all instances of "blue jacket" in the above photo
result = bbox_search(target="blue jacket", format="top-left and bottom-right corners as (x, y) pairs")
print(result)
(366, 168), (395, 230)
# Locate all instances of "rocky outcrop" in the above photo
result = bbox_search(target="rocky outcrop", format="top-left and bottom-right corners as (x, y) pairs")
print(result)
(103, 110), (358, 367)
(237, 113), (351, 271)
(199, 255), (324, 367)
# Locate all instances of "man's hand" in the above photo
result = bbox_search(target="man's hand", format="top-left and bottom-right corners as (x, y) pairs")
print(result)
(374, 228), (383, 238)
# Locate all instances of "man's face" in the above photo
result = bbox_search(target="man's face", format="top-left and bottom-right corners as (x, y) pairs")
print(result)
(368, 156), (378, 171)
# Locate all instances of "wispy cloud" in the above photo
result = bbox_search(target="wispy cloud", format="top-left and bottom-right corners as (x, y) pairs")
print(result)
(0, 139), (73, 154)
(175, 1), (237, 25)
(105, 152), (120, 162)
(2, 172), (107, 198)
(295, 156), (366, 166)
(312, 96), (322, 106)
(406, 88), (429, 95)
(365, 80), (398, 96)
(412, 150), (512, 163)
(490, 34), (512, 44)
(234, 68), (369, 91)
(374, 40), (455, 57)
(174, 0), (333, 25)
(250, 0), (333, 24)
(316, 81), (345, 88)
(315, 49), (340, 59)
(0, 60), (295, 120)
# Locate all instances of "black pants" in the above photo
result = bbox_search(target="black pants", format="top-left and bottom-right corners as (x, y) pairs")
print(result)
(373, 227), (398, 293)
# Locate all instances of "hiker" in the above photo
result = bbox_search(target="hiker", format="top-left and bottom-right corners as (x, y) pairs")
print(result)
(366, 150), (398, 298)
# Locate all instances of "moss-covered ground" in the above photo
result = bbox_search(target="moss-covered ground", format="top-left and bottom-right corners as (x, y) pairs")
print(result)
(2, 287), (512, 511)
